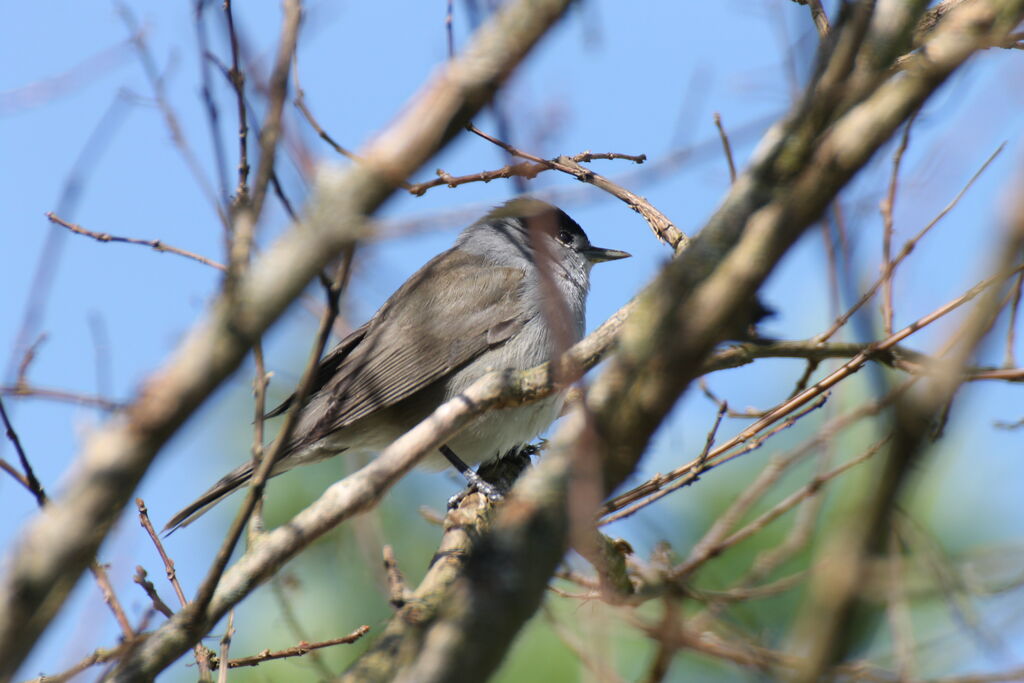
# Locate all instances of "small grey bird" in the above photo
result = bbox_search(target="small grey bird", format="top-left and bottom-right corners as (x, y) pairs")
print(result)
(165, 198), (629, 531)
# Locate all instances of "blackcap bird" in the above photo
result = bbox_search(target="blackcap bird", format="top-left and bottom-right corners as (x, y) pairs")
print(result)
(165, 198), (630, 532)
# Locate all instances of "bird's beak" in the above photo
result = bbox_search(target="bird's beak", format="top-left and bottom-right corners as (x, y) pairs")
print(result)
(583, 245), (631, 264)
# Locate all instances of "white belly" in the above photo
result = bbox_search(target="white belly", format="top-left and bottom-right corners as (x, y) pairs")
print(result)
(438, 394), (565, 467)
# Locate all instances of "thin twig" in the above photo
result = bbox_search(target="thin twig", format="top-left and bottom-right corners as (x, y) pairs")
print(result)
(408, 160), (545, 195)
(228, 0), (302, 292)
(674, 437), (889, 578)
(679, 454), (794, 577)
(246, 0), (301, 220)
(270, 575), (336, 679)
(205, 49), (301, 221)
(20, 642), (133, 683)
(247, 340), (269, 541)
(446, 0), (455, 59)
(742, 445), (834, 587)
(880, 114), (917, 336)
(640, 598), (681, 683)
(800, 0), (831, 39)
(194, 0), (230, 208)
(407, 150), (646, 196)
(542, 604), (623, 683)
(117, 3), (228, 229)
(292, 80), (368, 167)
(133, 566), (175, 618)
(465, 124), (686, 249)
(1, 384), (123, 411)
(700, 572), (809, 604)
(817, 142), (1006, 343)
(217, 611), (235, 683)
(789, 359), (820, 399)
(601, 395), (829, 525)
(46, 212), (225, 271)
(137, 499), (188, 606)
(16, 333), (47, 387)
(4, 395), (139, 657)
(87, 313), (113, 402)
(383, 545), (411, 607)
(606, 265), (1021, 519)
(91, 562), (135, 640)
(696, 401), (727, 471)
(820, 216), (841, 322)
(0, 396), (46, 507)
(896, 514), (1007, 660)
(1004, 270), (1023, 368)
(886, 530), (916, 680)
(5, 92), (130, 397)
(713, 112), (737, 184)
(0, 35), (134, 114)
(138, 498), (213, 675)
(224, 0), (249, 201)
(0, 458), (34, 494)
(212, 625), (371, 669)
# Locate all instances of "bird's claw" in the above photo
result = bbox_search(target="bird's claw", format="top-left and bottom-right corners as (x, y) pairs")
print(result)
(447, 469), (503, 508)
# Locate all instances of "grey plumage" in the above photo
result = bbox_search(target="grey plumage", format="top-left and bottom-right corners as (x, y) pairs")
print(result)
(165, 198), (629, 532)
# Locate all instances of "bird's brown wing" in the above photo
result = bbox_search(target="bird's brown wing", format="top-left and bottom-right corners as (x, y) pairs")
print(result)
(264, 321), (370, 419)
(289, 248), (527, 449)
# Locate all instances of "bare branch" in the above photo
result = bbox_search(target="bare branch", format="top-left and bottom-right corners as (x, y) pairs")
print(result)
(0, 397), (46, 507)
(880, 113), (918, 336)
(466, 124), (687, 249)
(791, 0), (831, 39)
(224, 0), (250, 201)
(712, 112), (737, 184)
(405, 150), (646, 197)
(211, 625), (370, 669)
(132, 567), (174, 619)
(604, 266), (1023, 518)
(46, 212), (226, 271)
(137, 500), (188, 607)
(90, 563), (135, 641)
(817, 141), (1005, 343)
(215, 611), (234, 683)
(117, 3), (228, 229)
(0, 385), (123, 411)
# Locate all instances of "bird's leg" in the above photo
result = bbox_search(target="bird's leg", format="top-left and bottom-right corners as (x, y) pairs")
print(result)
(476, 445), (534, 491)
(440, 444), (502, 506)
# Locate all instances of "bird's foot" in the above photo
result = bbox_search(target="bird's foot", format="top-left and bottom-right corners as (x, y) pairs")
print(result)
(440, 444), (504, 508)
(443, 444), (538, 509)
(447, 469), (503, 509)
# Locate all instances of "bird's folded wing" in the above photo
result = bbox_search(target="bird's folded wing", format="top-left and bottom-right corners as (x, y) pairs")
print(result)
(264, 321), (370, 419)
(294, 249), (528, 446)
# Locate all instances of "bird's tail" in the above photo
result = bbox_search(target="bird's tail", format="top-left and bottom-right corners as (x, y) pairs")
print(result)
(163, 460), (255, 534)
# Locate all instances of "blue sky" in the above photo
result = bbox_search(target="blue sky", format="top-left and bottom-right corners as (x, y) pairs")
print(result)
(3, 1), (1023, 679)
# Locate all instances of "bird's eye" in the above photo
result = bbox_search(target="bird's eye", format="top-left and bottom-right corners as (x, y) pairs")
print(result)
(557, 229), (573, 245)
